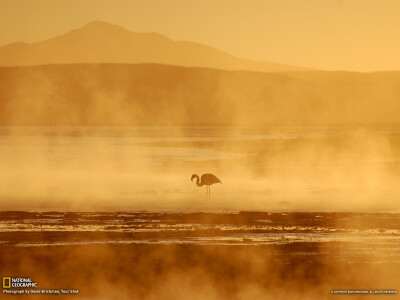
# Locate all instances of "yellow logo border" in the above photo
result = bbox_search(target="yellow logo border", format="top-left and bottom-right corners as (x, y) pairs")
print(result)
(3, 277), (11, 288)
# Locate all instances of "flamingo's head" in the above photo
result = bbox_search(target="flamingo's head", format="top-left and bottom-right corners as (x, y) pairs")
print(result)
(191, 174), (197, 182)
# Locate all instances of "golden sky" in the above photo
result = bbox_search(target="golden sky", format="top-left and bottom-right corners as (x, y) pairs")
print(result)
(1, 0), (400, 71)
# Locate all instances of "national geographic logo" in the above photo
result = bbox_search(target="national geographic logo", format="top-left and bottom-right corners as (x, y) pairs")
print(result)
(3, 277), (38, 288)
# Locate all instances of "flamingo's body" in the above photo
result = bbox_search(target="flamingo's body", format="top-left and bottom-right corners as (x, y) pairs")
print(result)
(191, 173), (222, 199)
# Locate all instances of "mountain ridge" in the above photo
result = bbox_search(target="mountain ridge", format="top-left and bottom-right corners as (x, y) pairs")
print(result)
(0, 20), (311, 72)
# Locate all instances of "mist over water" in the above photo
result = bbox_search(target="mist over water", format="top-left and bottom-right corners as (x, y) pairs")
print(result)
(1, 125), (399, 212)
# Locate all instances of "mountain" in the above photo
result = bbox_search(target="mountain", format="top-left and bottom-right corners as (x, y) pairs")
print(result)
(0, 21), (309, 72)
(0, 63), (399, 126)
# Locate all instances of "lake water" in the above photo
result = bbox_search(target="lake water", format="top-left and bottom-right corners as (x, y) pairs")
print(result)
(1, 211), (399, 264)
(1, 128), (400, 294)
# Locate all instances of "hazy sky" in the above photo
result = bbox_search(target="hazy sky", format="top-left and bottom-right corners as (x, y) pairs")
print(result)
(1, 0), (400, 71)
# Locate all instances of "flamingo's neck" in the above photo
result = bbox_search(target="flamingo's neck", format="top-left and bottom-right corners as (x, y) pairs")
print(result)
(195, 175), (204, 187)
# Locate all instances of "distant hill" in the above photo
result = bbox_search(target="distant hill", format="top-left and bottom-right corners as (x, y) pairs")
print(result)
(0, 64), (399, 126)
(0, 21), (309, 72)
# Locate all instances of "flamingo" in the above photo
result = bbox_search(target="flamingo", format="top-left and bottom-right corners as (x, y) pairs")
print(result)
(191, 173), (222, 199)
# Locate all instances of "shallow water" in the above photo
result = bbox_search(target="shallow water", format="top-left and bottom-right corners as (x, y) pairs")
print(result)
(1, 211), (399, 262)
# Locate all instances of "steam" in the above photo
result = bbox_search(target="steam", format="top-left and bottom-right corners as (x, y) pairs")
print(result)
(0, 64), (399, 211)
(2, 243), (399, 299)
(0, 125), (399, 212)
